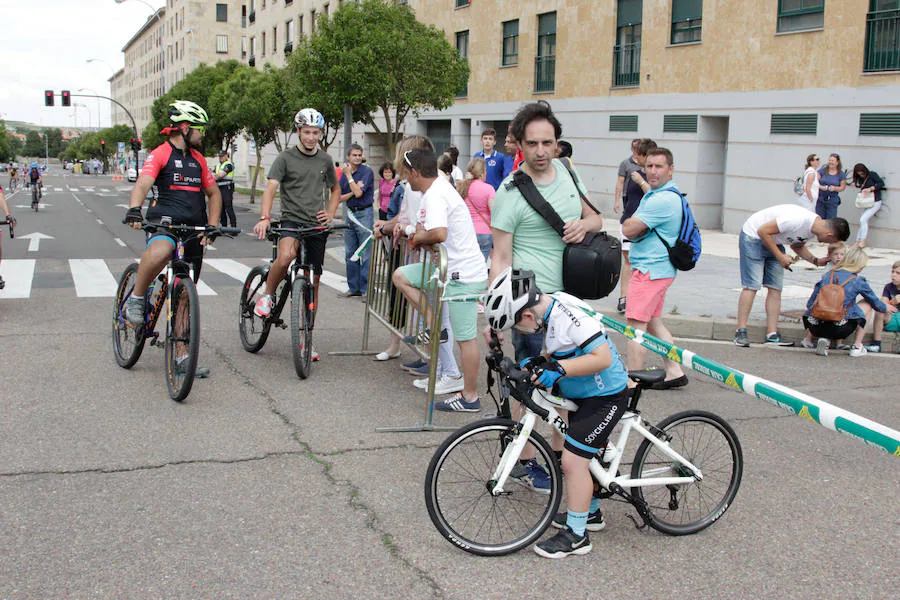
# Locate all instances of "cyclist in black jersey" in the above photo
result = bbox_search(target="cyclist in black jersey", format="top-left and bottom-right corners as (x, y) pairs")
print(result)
(123, 100), (222, 327)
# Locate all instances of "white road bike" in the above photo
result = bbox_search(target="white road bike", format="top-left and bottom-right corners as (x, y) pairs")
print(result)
(424, 336), (743, 556)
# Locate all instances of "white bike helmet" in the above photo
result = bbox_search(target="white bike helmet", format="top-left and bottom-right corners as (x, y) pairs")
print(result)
(168, 100), (210, 125)
(294, 108), (325, 130)
(485, 267), (541, 331)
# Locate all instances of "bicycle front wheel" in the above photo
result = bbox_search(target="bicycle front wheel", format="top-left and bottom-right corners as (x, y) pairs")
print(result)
(631, 410), (743, 536)
(424, 418), (562, 556)
(112, 263), (146, 369)
(239, 265), (272, 353)
(290, 277), (313, 379)
(165, 276), (200, 402)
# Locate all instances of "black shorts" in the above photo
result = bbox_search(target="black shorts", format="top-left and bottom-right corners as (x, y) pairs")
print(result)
(146, 231), (204, 281)
(279, 220), (327, 275)
(564, 388), (630, 459)
(803, 316), (864, 341)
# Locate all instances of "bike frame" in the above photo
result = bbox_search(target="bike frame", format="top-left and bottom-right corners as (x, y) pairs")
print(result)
(488, 385), (703, 497)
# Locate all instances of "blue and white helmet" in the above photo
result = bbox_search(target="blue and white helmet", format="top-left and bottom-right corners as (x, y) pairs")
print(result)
(294, 108), (325, 130)
(484, 267), (541, 331)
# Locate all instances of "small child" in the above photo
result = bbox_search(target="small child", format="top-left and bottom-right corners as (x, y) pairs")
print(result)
(865, 260), (900, 353)
(802, 246), (889, 357)
(484, 267), (630, 559)
(802, 241), (846, 349)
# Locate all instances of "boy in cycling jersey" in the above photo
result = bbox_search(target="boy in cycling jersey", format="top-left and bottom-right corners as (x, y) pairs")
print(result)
(485, 267), (629, 559)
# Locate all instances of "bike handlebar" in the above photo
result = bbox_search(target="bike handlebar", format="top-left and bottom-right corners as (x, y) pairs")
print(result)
(486, 332), (550, 420)
(267, 221), (349, 241)
(121, 219), (242, 238)
(0, 219), (14, 239)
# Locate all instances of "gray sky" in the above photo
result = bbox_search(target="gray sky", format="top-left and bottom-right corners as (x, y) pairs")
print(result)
(0, 0), (164, 130)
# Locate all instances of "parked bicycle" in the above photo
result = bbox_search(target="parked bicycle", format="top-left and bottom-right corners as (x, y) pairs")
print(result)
(424, 334), (743, 556)
(239, 221), (347, 379)
(112, 220), (241, 401)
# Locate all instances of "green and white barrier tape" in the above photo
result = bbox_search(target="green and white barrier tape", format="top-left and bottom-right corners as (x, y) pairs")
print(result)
(590, 311), (900, 457)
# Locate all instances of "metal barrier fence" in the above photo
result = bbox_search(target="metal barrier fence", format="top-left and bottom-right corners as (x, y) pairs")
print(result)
(333, 235), (454, 432)
(588, 312), (900, 457)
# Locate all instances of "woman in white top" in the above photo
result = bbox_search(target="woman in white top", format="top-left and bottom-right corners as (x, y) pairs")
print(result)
(797, 153), (821, 211)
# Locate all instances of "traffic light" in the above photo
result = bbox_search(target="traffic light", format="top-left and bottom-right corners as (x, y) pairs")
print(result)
(131, 138), (142, 152)
(61, 90), (71, 107)
(100, 140), (106, 153)
(44, 90), (54, 106)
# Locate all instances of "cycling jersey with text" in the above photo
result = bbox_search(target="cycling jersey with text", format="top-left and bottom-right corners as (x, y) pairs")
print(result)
(141, 142), (214, 225)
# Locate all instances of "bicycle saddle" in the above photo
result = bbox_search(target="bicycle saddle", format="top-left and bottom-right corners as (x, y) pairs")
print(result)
(628, 368), (666, 386)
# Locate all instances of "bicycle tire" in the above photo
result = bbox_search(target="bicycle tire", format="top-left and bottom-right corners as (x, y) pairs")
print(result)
(32, 186), (38, 211)
(112, 263), (146, 369)
(239, 265), (272, 353)
(424, 418), (563, 556)
(290, 277), (312, 379)
(631, 410), (743, 536)
(165, 276), (200, 402)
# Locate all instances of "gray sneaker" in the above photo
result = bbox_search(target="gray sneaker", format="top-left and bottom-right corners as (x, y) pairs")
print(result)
(764, 332), (794, 347)
(733, 328), (750, 347)
(124, 296), (145, 326)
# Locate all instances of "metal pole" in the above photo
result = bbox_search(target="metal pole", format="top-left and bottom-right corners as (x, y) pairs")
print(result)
(343, 104), (352, 157)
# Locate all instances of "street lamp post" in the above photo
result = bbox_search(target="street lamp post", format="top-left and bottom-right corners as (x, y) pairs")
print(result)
(86, 59), (117, 125)
(114, 0), (165, 95)
(78, 88), (102, 130)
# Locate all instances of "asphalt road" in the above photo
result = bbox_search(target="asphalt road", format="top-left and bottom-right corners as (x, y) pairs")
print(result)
(1, 171), (897, 599)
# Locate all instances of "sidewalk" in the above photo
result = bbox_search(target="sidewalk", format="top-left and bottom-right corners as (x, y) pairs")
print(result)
(233, 188), (900, 351)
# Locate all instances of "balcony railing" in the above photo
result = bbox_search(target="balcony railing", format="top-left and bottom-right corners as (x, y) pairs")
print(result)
(248, 55), (256, 67)
(284, 41), (293, 54)
(612, 42), (641, 87)
(534, 55), (555, 93)
(864, 9), (900, 72)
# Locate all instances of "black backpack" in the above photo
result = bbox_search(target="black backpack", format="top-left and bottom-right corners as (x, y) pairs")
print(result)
(511, 165), (621, 300)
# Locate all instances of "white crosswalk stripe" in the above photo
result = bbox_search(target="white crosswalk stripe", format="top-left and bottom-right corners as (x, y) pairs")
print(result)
(0, 259), (36, 299)
(0, 258), (349, 299)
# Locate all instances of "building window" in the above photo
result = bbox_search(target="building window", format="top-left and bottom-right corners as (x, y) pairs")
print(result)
(613, 0), (642, 87)
(242, 4), (247, 28)
(502, 20), (519, 66)
(324, 3), (330, 15)
(242, 36), (248, 58)
(671, 0), (701, 44)
(273, 26), (278, 52)
(456, 30), (469, 97)
(286, 19), (295, 43)
(216, 3), (228, 22)
(864, 0), (900, 72)
(311, 9), (316, 32)
(534, 12), (556, 92)
(777, 0), (825, 33)
(456, 0), (471, 7)
(261, 31), (266, 56)
(216, 35), (228, 54)
(299, 15), (304, 36)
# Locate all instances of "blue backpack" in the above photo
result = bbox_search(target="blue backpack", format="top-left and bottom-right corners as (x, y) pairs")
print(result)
(652, 187), (702, 271)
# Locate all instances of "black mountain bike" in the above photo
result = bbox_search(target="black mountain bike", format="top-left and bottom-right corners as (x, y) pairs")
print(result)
(239, 222), (347, 379)
(112, 220), (241, 401)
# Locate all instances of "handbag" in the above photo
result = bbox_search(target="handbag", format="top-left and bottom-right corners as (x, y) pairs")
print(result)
(511, 166), (621, 300)
(855, 190), (875, 209)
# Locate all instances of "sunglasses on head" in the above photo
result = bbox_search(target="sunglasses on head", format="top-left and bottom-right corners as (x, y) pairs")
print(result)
(403, 150), (413, 168)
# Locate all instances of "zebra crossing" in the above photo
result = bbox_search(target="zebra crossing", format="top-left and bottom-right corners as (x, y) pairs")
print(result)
(0, 258), (349, 299)
(8, 186), (131, 194)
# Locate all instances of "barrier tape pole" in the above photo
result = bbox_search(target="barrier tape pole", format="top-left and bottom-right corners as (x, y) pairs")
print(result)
(588, 312), (900, 456)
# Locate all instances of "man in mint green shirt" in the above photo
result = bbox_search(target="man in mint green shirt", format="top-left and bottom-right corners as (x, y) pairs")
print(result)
(486, 101), (606, 495)
(621, 147), (687, 390)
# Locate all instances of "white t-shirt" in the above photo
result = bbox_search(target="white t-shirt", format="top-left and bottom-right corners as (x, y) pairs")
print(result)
(798, 167), (819, 210)
(417, 177), (488, 283)
(399, 180), (421, 227)
(451, 164), (464, 183)
(742, 204), (818, 246)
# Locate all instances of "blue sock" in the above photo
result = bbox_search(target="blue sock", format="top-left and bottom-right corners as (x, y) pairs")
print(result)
(566, 510), (589, 537)
(589, 497), (600, 514)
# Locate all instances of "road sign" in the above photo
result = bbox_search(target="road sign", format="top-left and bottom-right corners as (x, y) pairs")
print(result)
(118, 142), (126, 153)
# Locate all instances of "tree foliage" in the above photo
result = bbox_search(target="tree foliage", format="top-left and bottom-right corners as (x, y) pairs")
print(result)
(23, 131), (44, 157)
(60, 124), (134, 167)
(288, 0), (469, 158)
(0, 121), (13, 162)
(143, 60), (244, 152)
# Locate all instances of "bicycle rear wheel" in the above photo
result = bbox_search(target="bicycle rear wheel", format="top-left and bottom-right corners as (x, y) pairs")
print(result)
(31, 186), (38, 211)
(239, 265), (273, 353)
(165, 276), (200, 402)
(290, 277), (313, 379)
(424, 418), (562, 556)
(631, 410), (743, 536)
(112, 263), (146, 369)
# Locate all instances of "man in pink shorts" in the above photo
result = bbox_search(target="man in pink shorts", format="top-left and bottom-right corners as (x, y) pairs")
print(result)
(620, 148), (687, 390)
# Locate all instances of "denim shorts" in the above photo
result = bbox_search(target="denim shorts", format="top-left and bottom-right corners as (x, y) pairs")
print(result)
(739, 231), (784, 291)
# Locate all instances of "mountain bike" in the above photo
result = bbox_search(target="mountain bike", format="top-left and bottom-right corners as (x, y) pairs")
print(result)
(424, 334), (743, 556)
(112, 220), (241, 401)
(31, 182), (42, 212)
(238, 221), (348, 379)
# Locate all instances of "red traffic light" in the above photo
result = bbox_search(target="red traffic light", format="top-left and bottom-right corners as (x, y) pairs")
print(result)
(101, 140), (105, 145)
(61, 90), (71, 107)
(44, 90), (54, 107)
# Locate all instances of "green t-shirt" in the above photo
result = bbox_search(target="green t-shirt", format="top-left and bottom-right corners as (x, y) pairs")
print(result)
(491, 158), (587, 293)
(268, 146), (337, 225)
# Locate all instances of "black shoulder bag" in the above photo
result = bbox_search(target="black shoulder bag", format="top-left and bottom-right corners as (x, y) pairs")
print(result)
(511, 164), (621, 300)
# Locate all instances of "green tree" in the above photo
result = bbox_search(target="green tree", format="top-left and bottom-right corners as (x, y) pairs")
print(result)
(143, 60), (244, 152)
(0, 121), (12, 162)
(23, 130), (44, 157)
(287, 0), (468, 158)
(43, 128), (63, 157)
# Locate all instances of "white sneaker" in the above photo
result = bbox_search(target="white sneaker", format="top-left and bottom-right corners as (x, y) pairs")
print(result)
(815, 338), (829, 357)
(849, 345), (867, 358)
(414, 374), (465, 394)
(254, 294), (274, 318)
(800, 339), (816, 349)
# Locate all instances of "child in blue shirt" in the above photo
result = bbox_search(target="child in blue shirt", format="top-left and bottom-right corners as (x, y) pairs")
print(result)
(485, 267), (629, 559)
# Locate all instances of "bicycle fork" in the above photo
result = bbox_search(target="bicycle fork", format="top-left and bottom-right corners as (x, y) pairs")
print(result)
(488, 412), (539, 496)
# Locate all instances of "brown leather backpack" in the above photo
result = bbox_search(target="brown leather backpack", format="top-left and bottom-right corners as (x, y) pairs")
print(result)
(810, 272), (856, 321)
